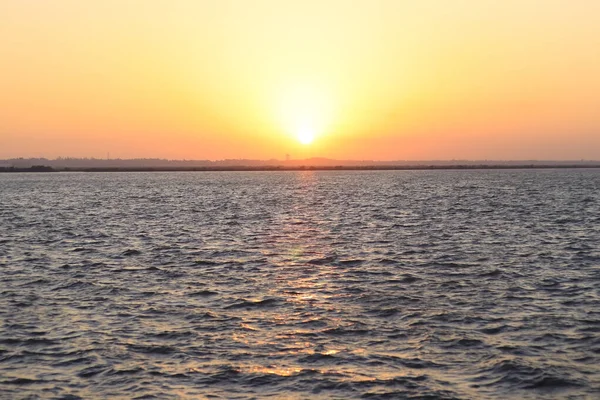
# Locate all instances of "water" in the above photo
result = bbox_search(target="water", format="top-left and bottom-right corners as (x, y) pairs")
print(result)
(1, 170), (599, 399)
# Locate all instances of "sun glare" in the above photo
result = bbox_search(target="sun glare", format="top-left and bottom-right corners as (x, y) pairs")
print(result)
(276, 82), (333, 147)
(297, 127), (315, 145)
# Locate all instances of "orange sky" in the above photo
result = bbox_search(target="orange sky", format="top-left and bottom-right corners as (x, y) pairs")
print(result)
(1, 0), (599, 160)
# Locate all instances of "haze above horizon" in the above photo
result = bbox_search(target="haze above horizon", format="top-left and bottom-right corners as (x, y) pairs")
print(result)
(2, 1), (600, 160)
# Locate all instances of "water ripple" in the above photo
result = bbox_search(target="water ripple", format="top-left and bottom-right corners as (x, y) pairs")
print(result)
(1, 170), (599, 399)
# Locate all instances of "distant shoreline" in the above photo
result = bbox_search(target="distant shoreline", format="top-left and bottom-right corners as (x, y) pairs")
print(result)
(2, 164), (600, 173)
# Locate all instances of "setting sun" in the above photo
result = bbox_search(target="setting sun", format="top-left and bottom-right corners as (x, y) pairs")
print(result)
(275, 82), (333, 148)
(296, 126), (316, 145)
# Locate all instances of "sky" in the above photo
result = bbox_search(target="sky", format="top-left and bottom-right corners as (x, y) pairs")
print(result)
(1, 0), (600, 160)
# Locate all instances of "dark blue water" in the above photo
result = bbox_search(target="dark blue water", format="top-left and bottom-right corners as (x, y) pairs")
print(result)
(1, 170), (599, 399)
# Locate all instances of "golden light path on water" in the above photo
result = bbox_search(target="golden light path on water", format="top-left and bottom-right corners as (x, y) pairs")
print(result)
(220, 171), (475, 396)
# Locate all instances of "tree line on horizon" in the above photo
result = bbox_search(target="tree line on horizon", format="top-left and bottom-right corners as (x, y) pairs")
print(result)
(1, 157), (599, 170)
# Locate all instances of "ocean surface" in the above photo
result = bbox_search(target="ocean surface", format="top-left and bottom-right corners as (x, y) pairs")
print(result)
(1, 169), (599, 399)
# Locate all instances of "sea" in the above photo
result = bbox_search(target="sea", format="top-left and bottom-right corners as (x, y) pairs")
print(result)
(1, 169), (599, 399)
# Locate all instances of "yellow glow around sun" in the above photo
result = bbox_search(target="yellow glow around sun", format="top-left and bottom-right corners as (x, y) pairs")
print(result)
(276, 82), (333, 146)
